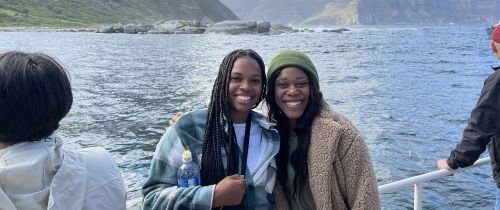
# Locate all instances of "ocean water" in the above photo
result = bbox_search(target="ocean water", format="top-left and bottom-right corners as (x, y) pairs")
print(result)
(0, 25), (497, 209)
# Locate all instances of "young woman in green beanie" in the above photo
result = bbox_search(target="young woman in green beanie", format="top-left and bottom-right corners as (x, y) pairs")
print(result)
(266, 50), (381, 210)
(142, 49), (280, 210)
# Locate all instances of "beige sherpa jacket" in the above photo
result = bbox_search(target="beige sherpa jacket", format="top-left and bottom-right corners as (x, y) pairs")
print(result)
(274, 100), (380, 210)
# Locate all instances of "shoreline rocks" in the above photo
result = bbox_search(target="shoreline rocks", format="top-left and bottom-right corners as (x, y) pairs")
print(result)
(205, 20), (270, 34)
(0, 20), (349, 35)
(147, 20), (205, 34)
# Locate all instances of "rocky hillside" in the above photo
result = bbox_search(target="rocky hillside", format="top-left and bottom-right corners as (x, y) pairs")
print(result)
(354, 0), (498, 25)
(221, 0), (499, 25)
(0, 0), (237, 27)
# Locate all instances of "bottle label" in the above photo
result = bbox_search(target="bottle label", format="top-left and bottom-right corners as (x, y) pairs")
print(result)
(178, 176), (201, 187)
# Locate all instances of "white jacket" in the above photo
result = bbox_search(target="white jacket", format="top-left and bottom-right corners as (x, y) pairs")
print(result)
(0, 134), (126, 210)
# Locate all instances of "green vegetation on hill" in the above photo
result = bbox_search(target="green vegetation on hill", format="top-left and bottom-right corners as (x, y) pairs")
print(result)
(0, 0), (237, 27)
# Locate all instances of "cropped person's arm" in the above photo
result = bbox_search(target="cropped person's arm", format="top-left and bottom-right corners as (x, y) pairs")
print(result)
(78, 147), (127, 210)
(447, 72), (500, 169)
(142, 129), (215, 210)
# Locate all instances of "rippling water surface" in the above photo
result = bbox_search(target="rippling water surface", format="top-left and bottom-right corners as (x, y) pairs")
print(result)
(0, 25), (496, 209)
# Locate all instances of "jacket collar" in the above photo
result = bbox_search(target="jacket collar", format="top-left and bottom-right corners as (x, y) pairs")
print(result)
(250, 111), (276, 130)
(219, 110), (277, 131)
(492, 65), (500, 71)
(0, 134), (63, 157)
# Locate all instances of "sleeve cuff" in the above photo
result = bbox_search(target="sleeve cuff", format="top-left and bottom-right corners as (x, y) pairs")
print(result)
(447, 158), (459, 169)
(196, 184), (215, 209)
(209, 184), (216, 209)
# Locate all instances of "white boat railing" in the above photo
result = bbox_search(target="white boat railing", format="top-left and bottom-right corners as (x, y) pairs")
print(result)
(378, 157), (491, 210)
(127, 157), (491, 209)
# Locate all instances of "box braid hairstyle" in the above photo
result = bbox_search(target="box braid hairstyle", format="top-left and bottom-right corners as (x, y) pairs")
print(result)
(201, 49), (266, 186)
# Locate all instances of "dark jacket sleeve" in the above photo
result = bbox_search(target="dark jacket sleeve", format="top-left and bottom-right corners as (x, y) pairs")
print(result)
(447, 71), (500, 169)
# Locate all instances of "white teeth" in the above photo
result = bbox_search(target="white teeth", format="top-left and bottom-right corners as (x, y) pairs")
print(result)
(237, 96), (251, 101)
(286, 101), (301, 107)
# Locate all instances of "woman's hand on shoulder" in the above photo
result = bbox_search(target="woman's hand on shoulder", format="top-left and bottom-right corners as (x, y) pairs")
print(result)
(168, 112), (185, 126)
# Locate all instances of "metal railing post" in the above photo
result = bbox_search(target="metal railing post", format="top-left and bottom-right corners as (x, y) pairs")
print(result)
(378, 157), (491, 209)
(414, 183), (422, 210)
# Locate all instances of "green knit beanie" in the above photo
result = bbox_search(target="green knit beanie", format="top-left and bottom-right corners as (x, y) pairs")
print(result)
(267, 50), (318, 85)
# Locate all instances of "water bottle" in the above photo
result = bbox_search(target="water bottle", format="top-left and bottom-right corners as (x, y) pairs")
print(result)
(177, 150), (201, 187)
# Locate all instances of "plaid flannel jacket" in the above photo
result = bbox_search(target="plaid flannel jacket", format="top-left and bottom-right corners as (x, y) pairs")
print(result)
(142, 109), (280, 210)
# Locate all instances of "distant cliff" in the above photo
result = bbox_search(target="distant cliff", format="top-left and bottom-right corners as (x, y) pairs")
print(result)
(354, 0), (499, 25)
(0, 0), (238, 27)
(221, 0), (499, 25)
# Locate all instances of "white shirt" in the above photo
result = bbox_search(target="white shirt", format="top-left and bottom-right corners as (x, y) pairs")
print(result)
(233, 122), (262, 175)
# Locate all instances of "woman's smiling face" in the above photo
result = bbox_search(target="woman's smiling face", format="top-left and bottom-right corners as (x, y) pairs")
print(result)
(274, 66), (310, 125)
(228, 56), (263, 123)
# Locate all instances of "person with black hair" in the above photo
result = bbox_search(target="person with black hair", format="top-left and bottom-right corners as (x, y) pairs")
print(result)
(0, 51), (126, 210)
(266, 50), (380, 210)
(142, 49), (280, 210)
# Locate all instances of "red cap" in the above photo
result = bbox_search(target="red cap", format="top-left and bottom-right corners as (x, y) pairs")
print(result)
(493, 26), (500, 43)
